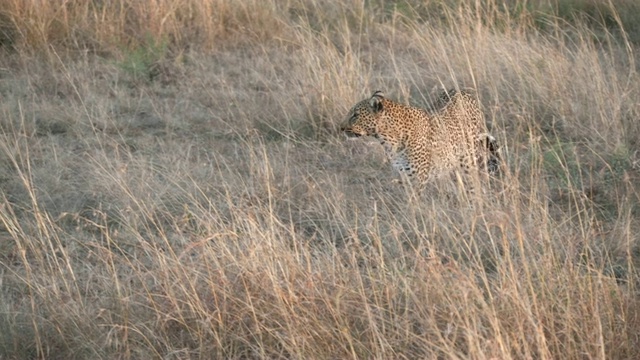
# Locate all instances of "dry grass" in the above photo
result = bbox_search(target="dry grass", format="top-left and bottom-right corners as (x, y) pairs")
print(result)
(1, 0), (640, 359)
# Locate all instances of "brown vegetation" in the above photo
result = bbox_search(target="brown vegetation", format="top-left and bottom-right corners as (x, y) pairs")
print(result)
(1, 0), (639, 358)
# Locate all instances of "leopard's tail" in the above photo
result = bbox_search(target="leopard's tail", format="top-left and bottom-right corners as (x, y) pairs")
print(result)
(477, 133), (500, 175)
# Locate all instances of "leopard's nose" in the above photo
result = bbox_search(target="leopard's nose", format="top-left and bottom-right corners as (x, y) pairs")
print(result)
(343, 128), (361, 138)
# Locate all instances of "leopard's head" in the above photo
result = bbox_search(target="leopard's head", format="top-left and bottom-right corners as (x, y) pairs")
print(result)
(341, 91), (387, 139)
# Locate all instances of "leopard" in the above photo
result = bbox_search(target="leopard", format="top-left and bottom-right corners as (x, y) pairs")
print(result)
(341, 89), (500, 192)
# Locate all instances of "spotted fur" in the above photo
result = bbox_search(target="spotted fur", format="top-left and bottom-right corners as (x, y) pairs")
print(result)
(341, 89), (500, 190)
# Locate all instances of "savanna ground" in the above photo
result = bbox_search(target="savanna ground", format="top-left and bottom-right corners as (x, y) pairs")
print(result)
(1, 0), (640, 359)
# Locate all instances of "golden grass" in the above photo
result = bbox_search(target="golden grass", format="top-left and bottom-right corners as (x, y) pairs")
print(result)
(1, 0), (640, 358)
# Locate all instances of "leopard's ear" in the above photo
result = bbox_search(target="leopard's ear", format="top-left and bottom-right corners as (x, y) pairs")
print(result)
(369, 90), (384, 113)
